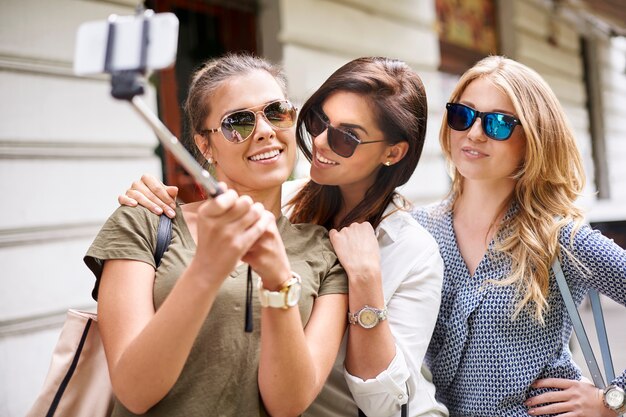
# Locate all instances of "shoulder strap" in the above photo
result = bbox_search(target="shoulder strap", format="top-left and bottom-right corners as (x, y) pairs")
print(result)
(552, 258), (608, 388)
(154, 214), (172, 267)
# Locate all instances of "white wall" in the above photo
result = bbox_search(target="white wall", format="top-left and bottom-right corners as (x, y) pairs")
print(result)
(0, 1), (162, 415)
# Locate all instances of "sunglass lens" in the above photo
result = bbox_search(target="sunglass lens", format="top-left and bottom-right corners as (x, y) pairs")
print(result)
(327, 126), (358, 158)
(483, 113), (514, 140)
(447, 104), (474, 131)
(305, 111), (326, 137)
(222, 111), (255, 143)
(264, 101), (296, 129)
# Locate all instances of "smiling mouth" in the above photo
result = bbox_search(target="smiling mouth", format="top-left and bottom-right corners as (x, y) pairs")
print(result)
(316, 153), (338, 165)
(249, 149), (282, 161)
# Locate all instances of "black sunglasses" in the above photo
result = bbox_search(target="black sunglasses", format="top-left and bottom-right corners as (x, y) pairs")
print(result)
(446, 102), (522, 141)
(202, 100), (297, 143)
(303, 109), (386, 158)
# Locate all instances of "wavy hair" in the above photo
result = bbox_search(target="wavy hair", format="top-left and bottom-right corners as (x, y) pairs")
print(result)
(440, 56), (585, 323)
(289, 57), (428, 230)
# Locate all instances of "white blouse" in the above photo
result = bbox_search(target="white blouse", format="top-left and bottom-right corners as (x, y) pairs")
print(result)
(283, 179), (448, 417)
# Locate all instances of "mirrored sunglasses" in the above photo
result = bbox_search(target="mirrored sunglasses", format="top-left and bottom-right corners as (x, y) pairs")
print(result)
(446, 102), (521, 141)
(202, 100), (297, 143)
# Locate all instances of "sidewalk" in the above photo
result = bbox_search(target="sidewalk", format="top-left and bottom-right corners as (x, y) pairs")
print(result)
(570, 294), (625, 383)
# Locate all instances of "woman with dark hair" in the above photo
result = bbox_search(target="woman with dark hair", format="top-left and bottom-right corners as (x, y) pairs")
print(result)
(120, 56), (447, 417)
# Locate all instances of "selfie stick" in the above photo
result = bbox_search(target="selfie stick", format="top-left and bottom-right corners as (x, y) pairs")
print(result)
(104, 11), (222, 198)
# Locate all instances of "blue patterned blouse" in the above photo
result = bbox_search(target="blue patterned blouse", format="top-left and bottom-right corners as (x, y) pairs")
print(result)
(413, 199), (626, 417)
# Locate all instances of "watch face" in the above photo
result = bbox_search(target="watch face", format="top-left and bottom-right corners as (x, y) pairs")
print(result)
(358, 308), (379, 329)
(606, 388), (625, 408)
(286, 281), (301, 307)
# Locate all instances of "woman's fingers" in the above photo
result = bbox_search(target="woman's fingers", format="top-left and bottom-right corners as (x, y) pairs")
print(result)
(118, 174), (178, 218)
(141, 174), (178, 209)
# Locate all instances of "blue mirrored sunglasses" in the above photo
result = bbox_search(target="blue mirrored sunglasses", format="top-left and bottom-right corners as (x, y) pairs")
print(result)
(446, 102), (521, 141)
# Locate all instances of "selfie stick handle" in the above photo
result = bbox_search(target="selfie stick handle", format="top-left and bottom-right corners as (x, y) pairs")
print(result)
(129, 97), (222, 198)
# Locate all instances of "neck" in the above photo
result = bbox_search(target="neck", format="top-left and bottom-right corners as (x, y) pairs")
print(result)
(454, 178), (516, 228)
(333, 184), (367, 229)
(242, 186), (283, 218)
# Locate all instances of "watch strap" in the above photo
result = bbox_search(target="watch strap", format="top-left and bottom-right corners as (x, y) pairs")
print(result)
(257, 273), (301, 309)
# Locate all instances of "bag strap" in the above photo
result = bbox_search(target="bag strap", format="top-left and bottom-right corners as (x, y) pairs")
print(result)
(589, 289), (615, 382)
(155, 214), (172, 267)
(552, 258), (610, 388)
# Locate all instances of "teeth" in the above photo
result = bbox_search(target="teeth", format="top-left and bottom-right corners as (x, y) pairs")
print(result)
(317, 154), (338, 165)
(466, 149), (480, 156)
(250, 149), (280, 161)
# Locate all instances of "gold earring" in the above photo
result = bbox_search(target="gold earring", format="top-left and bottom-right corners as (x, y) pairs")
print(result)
(207, 157), (213, 165)
(384, 161), (392, 166)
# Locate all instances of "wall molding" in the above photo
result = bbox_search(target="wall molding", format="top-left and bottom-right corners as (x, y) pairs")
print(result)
(0, 140), (156, 160)
(0, 52), (105, 81)
(0, 306), (95, 337)
(0, 222), (103, 248)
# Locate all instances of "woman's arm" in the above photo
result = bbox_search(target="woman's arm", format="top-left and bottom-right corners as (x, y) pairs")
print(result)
(526, 223), (626, 416)
(259, 293), (348, 417)
(245, 214), (348, 417)
(99, 190), (271, 414)
(330, 221), (444, 416)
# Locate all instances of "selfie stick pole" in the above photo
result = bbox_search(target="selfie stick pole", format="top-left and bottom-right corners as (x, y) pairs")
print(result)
(105, 11), (222, 198)
(129, 97), (222, 198)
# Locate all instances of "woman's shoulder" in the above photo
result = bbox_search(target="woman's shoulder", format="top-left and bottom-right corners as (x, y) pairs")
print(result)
(411, 198), (452, 231)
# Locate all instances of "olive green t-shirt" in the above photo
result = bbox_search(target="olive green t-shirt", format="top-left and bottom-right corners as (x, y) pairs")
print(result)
(84, 205), (348, 417)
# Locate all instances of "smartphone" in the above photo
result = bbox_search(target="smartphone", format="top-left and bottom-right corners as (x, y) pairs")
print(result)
(74, 12), (178, 75)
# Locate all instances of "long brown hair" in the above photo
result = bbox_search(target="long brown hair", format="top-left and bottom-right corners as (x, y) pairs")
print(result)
(289, 57), (428, 230)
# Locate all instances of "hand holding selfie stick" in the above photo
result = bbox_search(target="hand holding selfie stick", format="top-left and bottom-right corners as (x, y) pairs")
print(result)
(104, 9), (222, 198)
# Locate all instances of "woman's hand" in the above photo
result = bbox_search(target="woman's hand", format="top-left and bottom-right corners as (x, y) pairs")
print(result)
(118, 174), (178, 218)
(193, 188), (272, 284)
(242, 212), (292, 290)
(329, 222), (381, 282)
(525, 378), (616, 416)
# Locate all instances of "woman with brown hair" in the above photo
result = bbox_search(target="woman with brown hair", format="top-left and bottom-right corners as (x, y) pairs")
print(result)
(120, 57), (447, 416)
(85, 53), (348, 417)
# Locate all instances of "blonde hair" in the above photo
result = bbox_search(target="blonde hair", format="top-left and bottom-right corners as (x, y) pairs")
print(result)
(440, 56), (586, 323)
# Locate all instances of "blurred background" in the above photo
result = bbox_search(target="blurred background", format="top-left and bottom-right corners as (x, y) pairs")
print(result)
(1, 0), (624, 415)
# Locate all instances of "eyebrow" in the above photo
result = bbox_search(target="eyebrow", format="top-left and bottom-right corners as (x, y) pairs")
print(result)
(319, 109), (369, 135)
(459, 101), (516, 116)
(223, 99), (283, 116)
(338, 122), (368, 135)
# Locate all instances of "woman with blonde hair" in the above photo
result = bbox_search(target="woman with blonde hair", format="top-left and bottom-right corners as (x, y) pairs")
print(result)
(414, 55), (626, 416)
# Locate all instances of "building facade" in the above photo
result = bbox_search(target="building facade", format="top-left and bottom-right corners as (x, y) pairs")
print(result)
(1, 0), (624, 415)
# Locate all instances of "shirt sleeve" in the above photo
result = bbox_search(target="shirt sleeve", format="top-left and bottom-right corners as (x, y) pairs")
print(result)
(84, 205), (159, 300)
(343, 247), (444, 416)
(562, 223), (626, 389)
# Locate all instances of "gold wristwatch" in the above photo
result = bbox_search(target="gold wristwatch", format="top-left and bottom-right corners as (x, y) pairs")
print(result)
(257, 272), (302, 309)
(348, 305), (388, 329)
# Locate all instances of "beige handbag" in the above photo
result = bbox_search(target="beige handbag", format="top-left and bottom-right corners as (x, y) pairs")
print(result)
(26, 309), (114, 417)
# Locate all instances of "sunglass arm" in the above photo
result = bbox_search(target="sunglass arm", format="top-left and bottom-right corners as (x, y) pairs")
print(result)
(130, 96), (223, 198)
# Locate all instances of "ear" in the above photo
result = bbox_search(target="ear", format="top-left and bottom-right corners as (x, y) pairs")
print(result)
(194, 133), (214, 163)
(383, 141), (409, 166)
